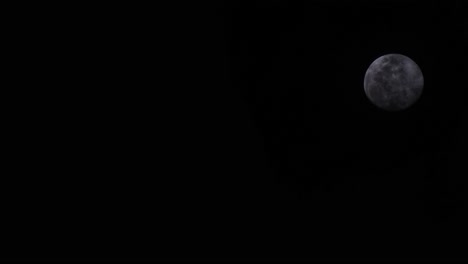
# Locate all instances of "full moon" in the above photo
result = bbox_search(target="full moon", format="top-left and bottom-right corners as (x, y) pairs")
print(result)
(364, 54), (424, 111)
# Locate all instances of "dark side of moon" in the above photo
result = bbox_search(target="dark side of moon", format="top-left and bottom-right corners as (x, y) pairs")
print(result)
(364, 54), (424, 111)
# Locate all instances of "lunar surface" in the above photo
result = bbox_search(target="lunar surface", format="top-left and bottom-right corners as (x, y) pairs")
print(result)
(364, 54), (424, 111)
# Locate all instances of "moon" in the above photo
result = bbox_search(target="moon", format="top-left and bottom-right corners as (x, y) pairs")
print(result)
(364, 54), (424, 111)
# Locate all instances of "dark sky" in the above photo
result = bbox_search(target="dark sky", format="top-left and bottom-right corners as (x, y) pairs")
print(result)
(214, 0), (466, 259)
(226, 0), (466, 212)
(4, 0), (466, 261)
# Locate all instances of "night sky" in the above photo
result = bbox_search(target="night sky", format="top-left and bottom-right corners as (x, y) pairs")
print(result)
(215, 0), (466, 259)
(4, 0), (466, 261)
(226, 0), (466, 223)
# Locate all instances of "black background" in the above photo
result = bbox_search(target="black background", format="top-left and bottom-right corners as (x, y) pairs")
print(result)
(3, 0), (467, 261)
